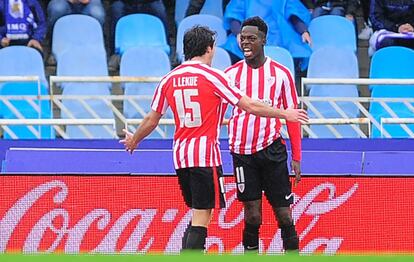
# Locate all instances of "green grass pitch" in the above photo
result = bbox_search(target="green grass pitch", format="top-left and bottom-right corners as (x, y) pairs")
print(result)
(1, 253), (413, 262)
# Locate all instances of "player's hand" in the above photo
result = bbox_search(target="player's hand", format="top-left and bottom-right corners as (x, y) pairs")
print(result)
(119, 128), (138, 154)
(284, 108), (309, 124)
(291, 160), (301, 187)
(302, 31), (312, 46)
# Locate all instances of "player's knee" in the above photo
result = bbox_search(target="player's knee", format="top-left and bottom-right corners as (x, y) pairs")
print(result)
(274, 207), (293, 227)
(281, 224), (299, 251)
(243, 222), (261, 251)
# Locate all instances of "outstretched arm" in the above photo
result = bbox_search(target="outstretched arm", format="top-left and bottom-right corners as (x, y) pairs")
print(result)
(236, 95), (308, 124)
(120, 110), (163, 154)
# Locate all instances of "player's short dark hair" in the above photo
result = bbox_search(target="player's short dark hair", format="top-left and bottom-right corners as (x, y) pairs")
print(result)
(241, 16), (268, 37)
(183, 25), (216, 60)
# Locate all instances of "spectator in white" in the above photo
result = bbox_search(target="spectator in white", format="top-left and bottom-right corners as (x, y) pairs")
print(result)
(368, 0), (414, 56)
(0, 0), (46, 53)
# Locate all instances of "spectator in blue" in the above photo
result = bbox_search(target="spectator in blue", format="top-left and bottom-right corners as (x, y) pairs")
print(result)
(223, 0), (312, 70)
(0, 0), (46, 53)
(368, 0), (414, 56)
(108, 0), (169, 70)
(47, 0), (105, 27)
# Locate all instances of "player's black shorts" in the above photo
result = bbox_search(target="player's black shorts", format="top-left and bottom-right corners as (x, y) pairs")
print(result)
(231, 138), (293, 207)
(176, 166), (225, 209)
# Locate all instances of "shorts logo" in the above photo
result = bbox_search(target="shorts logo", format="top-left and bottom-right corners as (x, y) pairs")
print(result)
(235, 166), (245, 193)
(285, 193), (294, 200)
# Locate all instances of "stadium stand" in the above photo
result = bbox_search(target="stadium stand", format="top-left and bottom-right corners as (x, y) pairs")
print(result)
(306, 47), (360, 138)
(264, 45), (295, 78)
(52, 14), (105, 62)
(57, 46), (115, 139)
(369, 46), (414, 91)
(369, 46), (414, 138)
(0, 46), (54, 139)
(176, 14), (227, 62)
(115, 14), (170, 56)
(212, 46), (232, 71)
(175, 0), (223, 25)
(120, 46), (173, 138)
(308, 15), (357, 52)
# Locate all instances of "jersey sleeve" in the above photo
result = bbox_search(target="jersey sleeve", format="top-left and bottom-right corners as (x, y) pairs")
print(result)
(151, 79), (169, 114)
(210, 69), (243, 106)
(282, 68), (302, 161)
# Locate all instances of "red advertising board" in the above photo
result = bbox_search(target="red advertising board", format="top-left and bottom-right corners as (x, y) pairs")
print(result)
(0, 176), (413, 254)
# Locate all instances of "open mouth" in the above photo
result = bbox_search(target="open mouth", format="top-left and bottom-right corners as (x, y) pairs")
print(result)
(243, 47), (252, 57)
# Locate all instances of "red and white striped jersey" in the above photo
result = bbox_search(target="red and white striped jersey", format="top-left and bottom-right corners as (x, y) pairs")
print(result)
(151, 61), (243, 169)
(225, 57), (302, 160)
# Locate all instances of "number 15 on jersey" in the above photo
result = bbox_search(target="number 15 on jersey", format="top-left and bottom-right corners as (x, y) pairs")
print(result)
(173, 89), (202, 128)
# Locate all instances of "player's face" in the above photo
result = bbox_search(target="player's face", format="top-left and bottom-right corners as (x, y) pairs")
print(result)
(239, 25), (265, 61)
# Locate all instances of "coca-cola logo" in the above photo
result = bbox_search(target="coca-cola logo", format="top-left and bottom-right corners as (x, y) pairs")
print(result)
(0, 178), (359, 254)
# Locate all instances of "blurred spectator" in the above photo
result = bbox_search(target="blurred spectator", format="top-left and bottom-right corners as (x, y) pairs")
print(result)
(185, 0), (206, 17)
(47, 0), (105, 27)
(302, 0), (358, 20)
(358, 0), (373, 40)
(369, 0), (414, 56)
(223, 0), (312, 69)
(0, 0), (46, 54)
(306, 0), (357, 21)
(108, 0), (169, 70)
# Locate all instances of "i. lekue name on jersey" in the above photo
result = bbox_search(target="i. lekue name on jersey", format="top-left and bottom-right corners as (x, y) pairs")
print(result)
(173, 76), (198, 87)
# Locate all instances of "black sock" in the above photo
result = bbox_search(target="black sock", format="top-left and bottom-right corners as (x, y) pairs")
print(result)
(182, 222), (191, 249)
(281, 224), (299, 251)
(184, 226), (207, 250)
(243, 223), (260, 251)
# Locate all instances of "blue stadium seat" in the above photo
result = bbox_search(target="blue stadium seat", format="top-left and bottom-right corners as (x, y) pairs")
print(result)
(57, 47), (115, 138)
(120, 47), (173, 138)
(115, 14), (170, 56)
(52, 14), (105, 62)
(307, 47), (360, 138)
(264, 46), (295, 78)
(368, 47), (414, 137)
(175, 0), (223, 25)
(369, 46), (414, 91)
(369, 87), (414, 138)
(0, 46), (47, 85)
(0, 46), (54, 139)
(308, 15), (356, 53)
(176, 14), (227, 62)
(212, 46), (232, 70)
(0, 83), (54, 139)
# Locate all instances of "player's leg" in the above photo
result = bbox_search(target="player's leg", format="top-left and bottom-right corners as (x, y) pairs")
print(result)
(177, 167), (223, 251)
(232, 153), (262, 252)
(261, 138), (299, 252)
(243, 199), (262, 251)
(273, 206), (298, 251)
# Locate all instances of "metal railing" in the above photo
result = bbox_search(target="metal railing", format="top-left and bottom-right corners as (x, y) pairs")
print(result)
(0, 76), (412, 139)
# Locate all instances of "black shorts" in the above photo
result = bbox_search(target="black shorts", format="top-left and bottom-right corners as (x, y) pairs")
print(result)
(176, 166), (225, 209)
(231, 138), (293, 207)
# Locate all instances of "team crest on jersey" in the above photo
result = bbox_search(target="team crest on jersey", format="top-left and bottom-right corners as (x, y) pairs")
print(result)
(235, 166), (245, 193)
